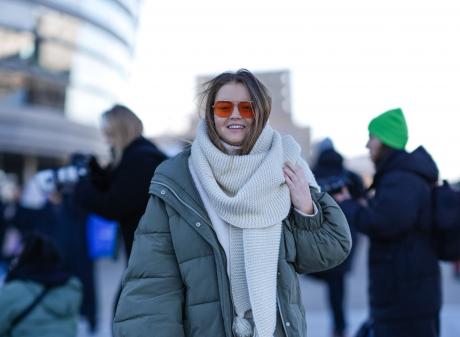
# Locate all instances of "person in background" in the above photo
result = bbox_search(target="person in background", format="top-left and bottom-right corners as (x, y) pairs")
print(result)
(113, 69), (352, 337)
(0, 233), (82, 337)
(52, 185), (98, 333)
(310, 138), (365, 337)
(335, 108), (441, 337)
(10, 169), (97, 332)
(74, 104), (167, 259)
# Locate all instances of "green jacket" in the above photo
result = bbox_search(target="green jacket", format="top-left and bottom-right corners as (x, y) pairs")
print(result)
(114, 150), (351, 337)
(0, 277), (82, 337)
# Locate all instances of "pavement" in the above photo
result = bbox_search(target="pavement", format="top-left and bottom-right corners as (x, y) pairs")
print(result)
(299, 237), (460, 337)
(78, 236), (460, 337)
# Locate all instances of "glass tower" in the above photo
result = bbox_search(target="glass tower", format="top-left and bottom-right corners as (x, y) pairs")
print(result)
(0, 0), (142, 180)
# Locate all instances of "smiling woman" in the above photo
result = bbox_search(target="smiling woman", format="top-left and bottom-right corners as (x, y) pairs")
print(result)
(113, 69), (352, 337)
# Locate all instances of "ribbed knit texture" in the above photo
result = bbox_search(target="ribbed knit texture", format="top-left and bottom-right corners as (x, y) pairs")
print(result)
(368, 107), (408, 149)
(190, 120), (318, 337)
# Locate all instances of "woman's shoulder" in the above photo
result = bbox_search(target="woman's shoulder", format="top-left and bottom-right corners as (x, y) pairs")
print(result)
(149, 148), (196, 197)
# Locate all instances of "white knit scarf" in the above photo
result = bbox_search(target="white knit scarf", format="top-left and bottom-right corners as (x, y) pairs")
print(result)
(190, 121), (318, 337)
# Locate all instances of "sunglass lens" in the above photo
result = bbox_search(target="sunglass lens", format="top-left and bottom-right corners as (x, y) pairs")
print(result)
(238, 102), (254, 118)
(213, 101), (233, 117)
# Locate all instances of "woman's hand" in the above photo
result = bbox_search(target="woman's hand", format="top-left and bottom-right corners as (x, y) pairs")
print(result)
(283, 161), (314, 214)
(331, 186), (352, 203)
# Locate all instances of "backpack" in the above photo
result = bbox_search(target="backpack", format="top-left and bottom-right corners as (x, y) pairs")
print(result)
(431, 180), (460, 261)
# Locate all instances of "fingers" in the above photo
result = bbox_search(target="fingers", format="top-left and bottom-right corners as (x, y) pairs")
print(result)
(284, 161), (298, 172)
(283, 161), (304, 183)
(283, 165), (296, 182)
(284, 172), (293, 187)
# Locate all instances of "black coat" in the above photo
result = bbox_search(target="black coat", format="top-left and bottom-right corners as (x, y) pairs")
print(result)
(311, 148), (364, 278)
(341, 147), (441, 321)
(75, 137), (167, 257)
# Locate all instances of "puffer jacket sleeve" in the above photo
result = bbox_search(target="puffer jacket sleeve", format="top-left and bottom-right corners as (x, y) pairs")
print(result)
(287, 188), (352, 274)
(113, 195), (185, 337)
(340, 171), (425, 239)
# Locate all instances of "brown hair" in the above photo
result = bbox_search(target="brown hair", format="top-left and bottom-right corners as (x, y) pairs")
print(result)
(200, 69), (272, 155)
(101, 105), (143, 164)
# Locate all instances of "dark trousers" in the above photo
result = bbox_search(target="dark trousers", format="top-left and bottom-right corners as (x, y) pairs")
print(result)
(325, 275), (346, 335)
(373, 315), (440, 337)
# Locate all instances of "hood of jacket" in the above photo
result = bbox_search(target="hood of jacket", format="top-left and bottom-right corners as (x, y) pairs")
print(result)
(313, 148), (345, 179)
(374, 146), (439, 185)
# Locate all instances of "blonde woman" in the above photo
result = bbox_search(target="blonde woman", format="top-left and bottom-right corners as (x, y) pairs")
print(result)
(74, 105), (167, 258)
(114, 70), (351, 337)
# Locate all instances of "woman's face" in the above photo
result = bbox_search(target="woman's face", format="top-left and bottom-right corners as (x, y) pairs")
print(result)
(101, 119), (117, 148)
(213, 82), (254, 146)
(101, 118), (124, 161)
(366, 135), (383, 163)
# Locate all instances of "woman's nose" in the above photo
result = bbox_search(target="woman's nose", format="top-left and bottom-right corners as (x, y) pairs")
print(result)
(230, 104), (241, 118)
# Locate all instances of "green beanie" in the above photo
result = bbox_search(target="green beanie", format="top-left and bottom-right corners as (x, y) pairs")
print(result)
(368, 108), (408, 149)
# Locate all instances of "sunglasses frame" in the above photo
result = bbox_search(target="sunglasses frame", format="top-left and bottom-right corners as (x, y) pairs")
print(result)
(212, 100), (255, 119)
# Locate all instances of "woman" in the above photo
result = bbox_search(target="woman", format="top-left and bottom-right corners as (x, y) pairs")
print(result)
(75, 104), (167, 258)
(113, 69), (352, 337)
(337, 108), (441, 337)
(0, 233), (82, 337)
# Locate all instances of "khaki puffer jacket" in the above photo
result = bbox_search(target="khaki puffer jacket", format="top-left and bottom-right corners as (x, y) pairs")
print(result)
(114, 149), (351, 337)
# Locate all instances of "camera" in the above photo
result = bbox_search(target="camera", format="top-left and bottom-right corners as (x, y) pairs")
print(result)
(317, 175), (349, 195)
(34, 153), (93, 193)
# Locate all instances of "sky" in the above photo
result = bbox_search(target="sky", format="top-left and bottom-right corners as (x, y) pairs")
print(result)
(123, 0), (460, 180)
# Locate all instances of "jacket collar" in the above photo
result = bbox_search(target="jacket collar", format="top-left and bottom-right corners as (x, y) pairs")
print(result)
(149, 148), (210, 224)
(370, 149), (406, 188)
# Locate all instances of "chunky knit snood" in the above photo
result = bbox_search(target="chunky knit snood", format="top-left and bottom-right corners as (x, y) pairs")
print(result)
(190, 121), (318, 337)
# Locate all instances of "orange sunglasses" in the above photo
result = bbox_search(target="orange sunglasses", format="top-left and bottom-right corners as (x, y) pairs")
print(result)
(212, 101), (254, 119)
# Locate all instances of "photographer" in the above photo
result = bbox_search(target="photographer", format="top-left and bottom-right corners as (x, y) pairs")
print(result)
(74, 105), (167, 259)
(310, 139), (365, 337)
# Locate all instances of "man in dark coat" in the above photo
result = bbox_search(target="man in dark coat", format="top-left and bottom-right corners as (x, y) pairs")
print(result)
(74, 105), (167, 259)
(336, 108), (441, 337)
(310, 139), (365, 337)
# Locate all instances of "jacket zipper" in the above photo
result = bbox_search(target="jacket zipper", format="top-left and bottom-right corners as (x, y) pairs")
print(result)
(277, 294), (289, 337)
(152, 181), (234, 337)
(153, 181), (212, 227)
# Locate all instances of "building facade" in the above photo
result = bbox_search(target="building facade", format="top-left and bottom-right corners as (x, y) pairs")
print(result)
(0, 0), (142, 182)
